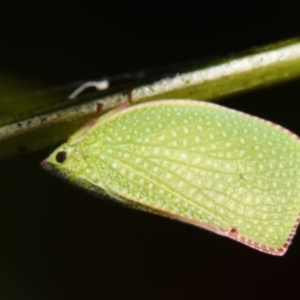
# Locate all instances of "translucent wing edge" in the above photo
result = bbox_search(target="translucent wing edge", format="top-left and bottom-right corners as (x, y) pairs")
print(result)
(102, 172), (300, 256)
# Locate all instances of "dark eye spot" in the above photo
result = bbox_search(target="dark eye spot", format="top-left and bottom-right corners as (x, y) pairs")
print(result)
(56, 151), (67, 163)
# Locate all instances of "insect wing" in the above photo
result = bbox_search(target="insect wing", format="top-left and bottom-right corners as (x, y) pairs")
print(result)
(43, 100), (300, 255)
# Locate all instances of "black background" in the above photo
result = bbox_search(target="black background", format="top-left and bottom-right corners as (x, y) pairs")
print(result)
(1, 2), (300, 299)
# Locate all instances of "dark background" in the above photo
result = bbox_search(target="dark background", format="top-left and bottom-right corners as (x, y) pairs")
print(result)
(1, 2), (300, 299)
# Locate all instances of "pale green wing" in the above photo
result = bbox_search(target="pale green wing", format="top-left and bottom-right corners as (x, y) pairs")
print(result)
(79, 100), (300, 255)
(44, 100), (300, 255)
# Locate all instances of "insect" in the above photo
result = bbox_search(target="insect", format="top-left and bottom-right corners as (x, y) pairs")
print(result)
(41, 99), (300, 256)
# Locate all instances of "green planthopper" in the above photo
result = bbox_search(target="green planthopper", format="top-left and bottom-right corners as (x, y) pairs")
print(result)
(42, 99), (300, 255)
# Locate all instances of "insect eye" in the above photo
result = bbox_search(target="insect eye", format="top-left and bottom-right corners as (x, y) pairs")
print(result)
(56, 151), (67, 163)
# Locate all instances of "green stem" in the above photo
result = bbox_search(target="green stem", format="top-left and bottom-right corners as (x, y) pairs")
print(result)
(1, 37), (300, 159)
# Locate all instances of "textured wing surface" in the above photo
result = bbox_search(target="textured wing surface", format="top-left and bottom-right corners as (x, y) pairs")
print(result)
(81, 100), (300, 253)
